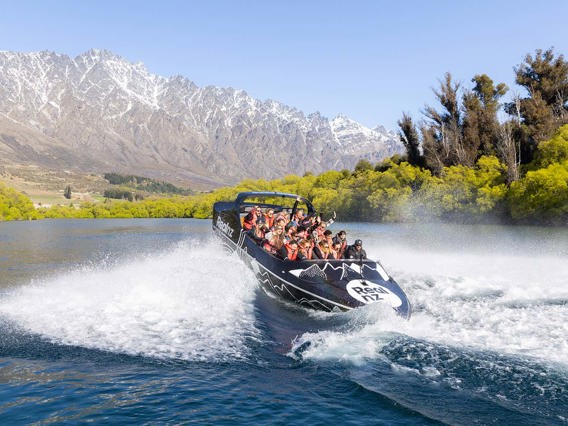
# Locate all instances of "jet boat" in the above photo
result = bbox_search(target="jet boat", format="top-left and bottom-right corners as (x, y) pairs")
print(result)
(212, 191), (411, 318)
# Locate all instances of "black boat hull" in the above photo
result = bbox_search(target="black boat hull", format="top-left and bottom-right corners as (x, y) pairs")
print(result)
(212, 194), (411, 318)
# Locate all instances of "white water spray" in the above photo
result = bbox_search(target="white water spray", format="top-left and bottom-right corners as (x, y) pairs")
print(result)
(0, 241), (259, 361)
(292, 228), (568, 366)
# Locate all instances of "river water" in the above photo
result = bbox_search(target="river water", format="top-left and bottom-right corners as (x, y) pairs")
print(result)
(0, 219), (566, 424)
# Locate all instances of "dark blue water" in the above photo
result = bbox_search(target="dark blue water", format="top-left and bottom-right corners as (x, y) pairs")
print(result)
(0, 219), (567, 424)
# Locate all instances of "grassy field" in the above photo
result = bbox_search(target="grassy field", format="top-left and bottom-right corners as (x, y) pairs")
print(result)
(0, 164), (108, 207)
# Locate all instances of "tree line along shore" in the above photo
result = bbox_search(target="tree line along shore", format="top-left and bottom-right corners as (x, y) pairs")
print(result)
(1, 48), (567, 225)
(1, 123), (567, 225)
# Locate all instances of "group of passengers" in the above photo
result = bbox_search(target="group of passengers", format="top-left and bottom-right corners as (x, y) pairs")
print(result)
(243, 205), (367, 261)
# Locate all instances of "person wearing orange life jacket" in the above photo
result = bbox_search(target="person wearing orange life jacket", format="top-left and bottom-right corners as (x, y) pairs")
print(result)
(263, 208), (275, 229)
(313, 240), (333, 259)
(248, 222), (268, 244)
(279, 239), (299, 260)
(263, 226), (285, 254)
(243, 205), (262, 231)
(297, 239), (313, 260)
(331, 241), (343, 259)
(323, 229), (334, 247)
(333, 230), (347, 257)
(313, 221), (328, 243)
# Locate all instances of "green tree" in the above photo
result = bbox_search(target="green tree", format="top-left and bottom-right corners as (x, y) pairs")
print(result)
(0, 183), (37, 220)
(515, 48), (568, 120)
(353, 159), (374, 174)
(422, 72), (463, 171)
(506, 48), (568, 162)
(418, 156), (508, 221)
(532, 124), (568, 168)
(64, 185), (72, 199)
(398, 113), (423, 166)
(367, 162), (432, 222)
(462, 74), (508, 160)
(508, 161), (568, 224)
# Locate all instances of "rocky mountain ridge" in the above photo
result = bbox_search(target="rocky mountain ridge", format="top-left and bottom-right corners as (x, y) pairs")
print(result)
(0, 49), (402, 188)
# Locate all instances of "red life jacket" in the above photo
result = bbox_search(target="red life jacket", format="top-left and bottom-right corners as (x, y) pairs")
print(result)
(243, 211), (258, 230)
(263, 240), (276, 253)
(283, 243), (298, 261)
(264, 213), (274, 229)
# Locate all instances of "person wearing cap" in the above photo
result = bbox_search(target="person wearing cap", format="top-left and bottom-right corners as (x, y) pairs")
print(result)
(345, 239), (367, 260)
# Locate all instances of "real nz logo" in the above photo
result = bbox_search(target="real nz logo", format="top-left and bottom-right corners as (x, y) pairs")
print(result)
(216, 216), (234, 238)
(346, 280), (402, 307)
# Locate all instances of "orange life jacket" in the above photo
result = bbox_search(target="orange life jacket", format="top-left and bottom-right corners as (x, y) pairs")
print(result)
(243, 211), (258, 230)
(264, 213), (274, 229)
(263, 240), (277, 253)
(283, 243), (298, 261)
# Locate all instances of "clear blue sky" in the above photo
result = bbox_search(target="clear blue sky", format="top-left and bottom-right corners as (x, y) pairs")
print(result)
(2, 0), (567, 130)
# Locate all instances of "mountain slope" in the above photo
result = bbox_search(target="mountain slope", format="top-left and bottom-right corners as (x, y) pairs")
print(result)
(0, 49), (402, 188)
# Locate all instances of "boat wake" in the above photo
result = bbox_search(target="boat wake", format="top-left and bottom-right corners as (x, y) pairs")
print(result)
(292, 243), (568, 364)
(0, 240), (259, 361)
(289, 244), (568, 423)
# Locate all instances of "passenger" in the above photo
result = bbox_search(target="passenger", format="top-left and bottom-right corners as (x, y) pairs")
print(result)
(265, 218), (282, 239)
(302, 211), (336, 233)
(323, 230), (334, 247)
(263, 208), (275, 229)
(297, 239), (313, 260)
(243, 205), (262, 231)
(292, 208), (305, 225)
(314, 221), (327, 241)
(345, 239), (367, 260)
(313, 240), (333, 260)
(273, 215), (287, 230)
(248, 222), (268, 244)
(295, 225), (308, 241)
(331, 241), (343, 259)
(333, 230), (348, 256)
(263, 226), (285, 254)
(280, 239), (299, 261)
(284, 222), (298, 242)
(299, 213), (315, 229)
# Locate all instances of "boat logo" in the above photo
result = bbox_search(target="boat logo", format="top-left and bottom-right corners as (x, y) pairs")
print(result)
(216, 216), (234, 238)
(346, 281), (402, 307)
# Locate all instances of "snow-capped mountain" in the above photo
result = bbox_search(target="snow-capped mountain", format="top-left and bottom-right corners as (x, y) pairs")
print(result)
(0, 49), (402, 187)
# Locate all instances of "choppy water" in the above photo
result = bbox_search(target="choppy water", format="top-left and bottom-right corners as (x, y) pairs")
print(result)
(0, 219), (566, 424)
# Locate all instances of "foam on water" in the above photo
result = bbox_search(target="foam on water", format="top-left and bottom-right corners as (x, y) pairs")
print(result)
(0, 240), (260, 361)
(291, 241), (568, 366)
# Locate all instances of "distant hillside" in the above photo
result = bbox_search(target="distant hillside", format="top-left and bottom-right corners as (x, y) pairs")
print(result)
(0, 49), (402, 189)
(104, 172), (191, 195)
